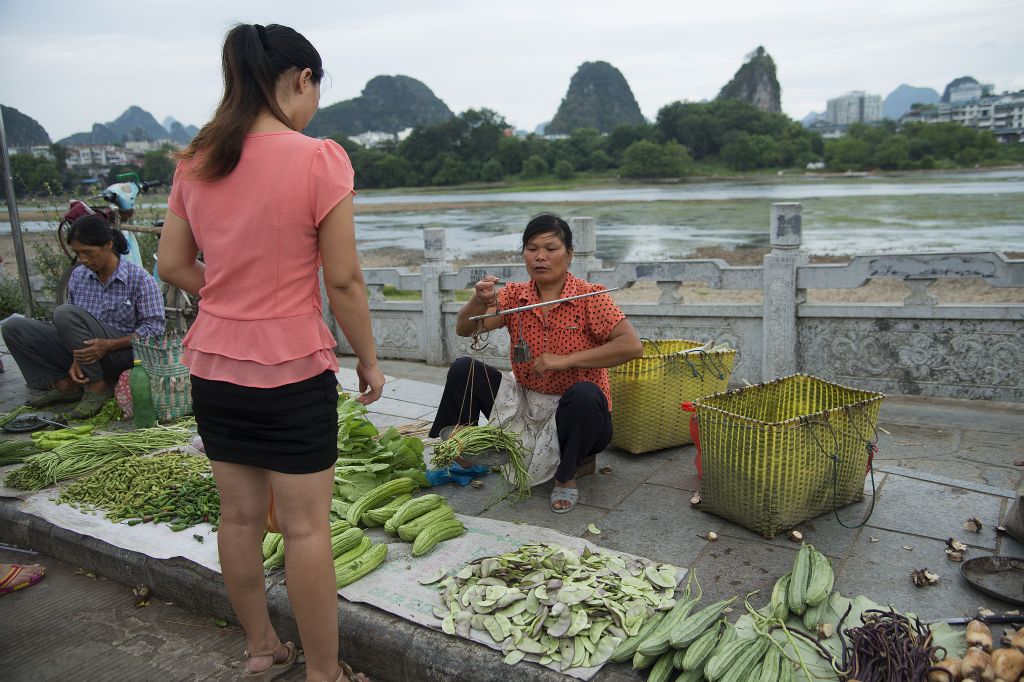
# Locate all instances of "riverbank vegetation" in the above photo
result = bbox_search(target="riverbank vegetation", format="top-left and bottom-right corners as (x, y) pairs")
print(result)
(331, 100), (1023, 190)
(3, 101), (1022, 199)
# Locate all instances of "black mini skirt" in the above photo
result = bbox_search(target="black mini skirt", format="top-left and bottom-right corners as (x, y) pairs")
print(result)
(190, 370), (339, 474)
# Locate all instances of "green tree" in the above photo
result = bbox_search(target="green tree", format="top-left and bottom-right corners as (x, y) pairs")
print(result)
(480, 158), (504, 182)
(521, 155), (548, 178)
(873, 136), (911, 170)
(8, 154), (62, 197)
(587, 149), (612, 171)
(720, 132), (757, 171)
(553, 160), (575, 180)
(620, 140), (692, 177)
(431, 154), (471, 185)
(496, 135), (527, 175)
(142, 149), (176, 184)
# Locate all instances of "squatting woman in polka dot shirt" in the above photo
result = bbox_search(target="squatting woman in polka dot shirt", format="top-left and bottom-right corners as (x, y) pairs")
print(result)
(429, 213), (643, 513)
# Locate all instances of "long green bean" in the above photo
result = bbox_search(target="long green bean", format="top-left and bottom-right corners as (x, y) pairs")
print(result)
(0, 405), (30, 428)
(3, 425), (194, 490)
(0, 439), (40, 465)
(431, 425), (531, 501)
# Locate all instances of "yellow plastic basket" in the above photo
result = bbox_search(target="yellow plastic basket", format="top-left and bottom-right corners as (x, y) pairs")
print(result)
(609, 339), (736, 454)
(695, 374), (884, 538)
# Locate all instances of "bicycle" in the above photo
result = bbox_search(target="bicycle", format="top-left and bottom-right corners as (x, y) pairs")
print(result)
(54, 173), (197, 332)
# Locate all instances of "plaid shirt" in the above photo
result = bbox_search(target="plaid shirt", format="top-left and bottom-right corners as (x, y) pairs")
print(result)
(67, 258), (165, 337)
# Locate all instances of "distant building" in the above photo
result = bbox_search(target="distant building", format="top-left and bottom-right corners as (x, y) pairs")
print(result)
(350, 127), (415, 148)
(65, 144), (131, 177)
(824, 91), (883, 126)
(7, 145), (54, 161)
(124, 139), (176, 154)
(901, 91), (1024, 143)
(948, 82), (994, 103)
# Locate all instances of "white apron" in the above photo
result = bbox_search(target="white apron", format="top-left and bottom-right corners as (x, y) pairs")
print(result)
(488, 371), (561, 487)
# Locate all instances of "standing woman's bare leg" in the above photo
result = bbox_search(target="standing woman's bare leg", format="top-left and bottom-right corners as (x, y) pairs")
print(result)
(209, 461), (284, 672)
(270, 468), (343, 682)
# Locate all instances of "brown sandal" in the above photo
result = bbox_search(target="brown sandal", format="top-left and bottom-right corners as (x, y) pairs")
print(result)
(242, 641), (297, 680)
(336, 659), (369, 682)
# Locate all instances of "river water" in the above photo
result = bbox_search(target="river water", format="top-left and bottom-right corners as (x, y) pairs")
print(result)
(354, 168), (1024, 259)
(5, 169), (1023, 260)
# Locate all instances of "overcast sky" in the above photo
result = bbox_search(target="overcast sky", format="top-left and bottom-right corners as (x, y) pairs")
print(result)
(2, 0), (1022, 141)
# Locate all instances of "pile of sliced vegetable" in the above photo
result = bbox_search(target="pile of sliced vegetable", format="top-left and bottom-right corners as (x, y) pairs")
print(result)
(426, 542), (682, 672)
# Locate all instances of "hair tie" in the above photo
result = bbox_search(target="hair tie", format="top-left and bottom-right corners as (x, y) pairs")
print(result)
(254, 24), (270, 50)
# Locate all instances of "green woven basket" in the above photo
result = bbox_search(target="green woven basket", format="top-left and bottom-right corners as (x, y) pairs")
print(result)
(609, 339), (736, 455)
(695, 374), (884, 538)
(130, 333), (192, 422)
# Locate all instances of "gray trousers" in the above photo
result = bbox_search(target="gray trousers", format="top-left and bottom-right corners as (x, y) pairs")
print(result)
(1, 304), (134, 389)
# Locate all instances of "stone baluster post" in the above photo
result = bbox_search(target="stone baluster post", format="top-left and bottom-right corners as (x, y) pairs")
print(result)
(568, 217), (602, 278)
(421, 227), (448, 366)
(761, 203), (804, 381)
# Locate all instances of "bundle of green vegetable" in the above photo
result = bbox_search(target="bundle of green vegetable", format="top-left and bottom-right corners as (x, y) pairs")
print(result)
(71, 398), (124, 429)
(0, 438), (40, 466)
(3, 425), (194, 490)
(262, 519), (389, 588)
(332, 394), (429, 502)
(0, 405), (30, 428)
(427, 542), (681, 671)
(639, 542), (967, 682)
(31, 425), (93, 450)
(58, 452), (211, 524)
(430, 425), (530, 501)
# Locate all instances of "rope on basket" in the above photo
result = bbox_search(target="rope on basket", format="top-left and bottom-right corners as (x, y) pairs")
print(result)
(802, 410), (878, 530)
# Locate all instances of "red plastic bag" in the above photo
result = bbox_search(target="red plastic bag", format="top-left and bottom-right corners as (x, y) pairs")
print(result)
(680, 401), (702, 479)
(115, 368), (133, 418)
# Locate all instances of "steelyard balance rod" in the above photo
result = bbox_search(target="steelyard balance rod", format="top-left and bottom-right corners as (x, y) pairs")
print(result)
(468, 287), (621, 322)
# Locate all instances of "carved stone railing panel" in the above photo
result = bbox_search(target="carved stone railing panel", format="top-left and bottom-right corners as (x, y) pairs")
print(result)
(362, 267), (422, 290)
(798, 317), (1024, 402)
(797, 252), (1024, 290)
(585, 260), (762, 291)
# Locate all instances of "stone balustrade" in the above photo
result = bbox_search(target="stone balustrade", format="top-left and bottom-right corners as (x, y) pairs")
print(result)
(327, 204), (1024, 402)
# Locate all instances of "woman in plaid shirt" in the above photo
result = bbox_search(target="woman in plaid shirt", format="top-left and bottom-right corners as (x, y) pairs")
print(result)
(1, 214), (165, 418)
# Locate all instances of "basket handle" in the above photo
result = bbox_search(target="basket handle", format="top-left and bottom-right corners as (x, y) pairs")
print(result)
(640, 338), (663, 357)
(802, 413), (877, 530)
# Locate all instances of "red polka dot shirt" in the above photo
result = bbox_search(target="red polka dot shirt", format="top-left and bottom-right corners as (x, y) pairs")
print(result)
(497, 273), (625, 410)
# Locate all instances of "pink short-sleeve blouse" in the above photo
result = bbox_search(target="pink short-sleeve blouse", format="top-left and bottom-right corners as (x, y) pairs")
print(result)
(168, 132), (355, 388)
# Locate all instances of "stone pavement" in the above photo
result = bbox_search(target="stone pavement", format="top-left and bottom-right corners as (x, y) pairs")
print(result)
(1, 342), (1023, 681)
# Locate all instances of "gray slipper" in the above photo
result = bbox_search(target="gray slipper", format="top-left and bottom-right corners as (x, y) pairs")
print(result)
(550, 487), (579, 514)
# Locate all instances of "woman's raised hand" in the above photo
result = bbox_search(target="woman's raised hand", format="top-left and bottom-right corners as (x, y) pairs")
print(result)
(474, 276), (500, 308)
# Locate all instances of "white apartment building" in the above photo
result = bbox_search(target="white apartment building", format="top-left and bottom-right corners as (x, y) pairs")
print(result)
(65, 145), (131, 176)
(901, 91), (1024, 143)
(825, 91), (883, 126)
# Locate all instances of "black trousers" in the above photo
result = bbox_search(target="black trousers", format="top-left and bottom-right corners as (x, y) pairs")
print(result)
(430, 357), (612, 483)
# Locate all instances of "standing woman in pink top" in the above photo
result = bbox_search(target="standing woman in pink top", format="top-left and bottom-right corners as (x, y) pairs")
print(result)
(158, 23), (381, 682)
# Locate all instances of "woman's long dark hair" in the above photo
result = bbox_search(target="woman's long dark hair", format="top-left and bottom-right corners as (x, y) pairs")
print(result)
(66, 215), (128, 255)
(180, 23), (324, 181)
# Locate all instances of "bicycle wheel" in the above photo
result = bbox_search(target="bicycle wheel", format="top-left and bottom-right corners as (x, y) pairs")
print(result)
(163, 284), (198, 332)
(56, 261), (77, 306)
